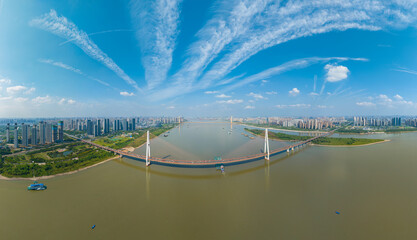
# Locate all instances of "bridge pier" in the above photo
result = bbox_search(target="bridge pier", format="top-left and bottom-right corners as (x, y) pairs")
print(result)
(264, 128), (270, 160)
(145, 130), (151, 166)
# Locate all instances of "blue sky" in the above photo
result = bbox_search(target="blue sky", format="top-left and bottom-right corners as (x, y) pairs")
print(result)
(1, 0), (417, 117)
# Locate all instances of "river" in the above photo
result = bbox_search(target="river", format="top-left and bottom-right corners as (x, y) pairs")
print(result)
(1, 122), (416, 239)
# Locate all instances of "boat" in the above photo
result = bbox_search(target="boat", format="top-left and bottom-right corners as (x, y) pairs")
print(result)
(27, 181), (47, 191)
(163, 134), (168, 137)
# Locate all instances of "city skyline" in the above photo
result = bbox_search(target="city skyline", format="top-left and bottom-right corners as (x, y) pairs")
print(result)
(1, 1), (417, 117)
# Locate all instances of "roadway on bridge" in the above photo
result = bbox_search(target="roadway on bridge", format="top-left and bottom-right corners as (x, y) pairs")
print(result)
(66, 130), (333, 167)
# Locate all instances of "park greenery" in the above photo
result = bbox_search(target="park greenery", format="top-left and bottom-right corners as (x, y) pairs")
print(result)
(92, 123), (177, 149)
(0, 142), (114, 178)
(0, 123), (178, 178)
(245, 128), (385, 146)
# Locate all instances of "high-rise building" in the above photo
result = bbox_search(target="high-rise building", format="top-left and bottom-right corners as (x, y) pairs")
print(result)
(104, 119), (110, 134)
(87, 120), (94, 135)
(392, 117), (401, 126)
(39, 122), (46, 144)
(6, 123), (10, 143)
(14, 123), (18, 148)
(52, 125), (58, 143)
(45, 123), (53, 143)
(96, 119), (101, 136)
(22, 123), (29, 147)
(132, 118), (136, 131)
(123, 119), (128, 131)
(31, 125), (38, 145)
(57, 121), (64, 142)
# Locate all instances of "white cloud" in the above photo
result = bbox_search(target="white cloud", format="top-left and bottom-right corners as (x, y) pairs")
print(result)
(24, 87), (36, 94)
(0, 96), (12, 101)
(30, 10), (140, 91)
(130, 0), (182, 89)
(377, 94), (393, 105)
(289, 88), (300, 96)
(14, 97), (28, 103)
(58, 98), (76, 105)
(317, 105), (328, 109)
(0, 78), (11, 85)
(39, 59), (113, 88)
(216, 99), (243, 104)
(356, 101), (376, 107)
(120, 91), (135, 96)
(244, 105), (255, 109)
(266, 91), (277, 95)
(325, 64), (350, 82)
(276, 104), (310, 108)
(171, 0), (270, 89)
(248, 92), (266, 100)
(394, 94), (403, 100)
(32, 95), (52, 104)
(223, 57), (367, 92)
(205, 91), (219, 94)
(167, 106), (175, 109)
(198, 0), (407, 89)
(7, 85), (27, 94)
(216, 93), (231, 98)
(309, 92), (319, 96)
(261, 80), (268, 83)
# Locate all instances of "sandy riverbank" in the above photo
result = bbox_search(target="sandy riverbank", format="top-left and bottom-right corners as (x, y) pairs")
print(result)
(0, 156), (120, 181)
(311, 139), (391, 147)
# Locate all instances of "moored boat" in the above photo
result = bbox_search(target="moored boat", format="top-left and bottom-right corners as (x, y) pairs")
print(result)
(27, 181), (47, 191)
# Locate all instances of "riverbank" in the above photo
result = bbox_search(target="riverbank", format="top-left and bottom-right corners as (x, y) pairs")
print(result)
(311, 139), (391, 147)
(245, 128), (386, 146)
(0, 156), (120, 181)
(240, 123), (328, 134)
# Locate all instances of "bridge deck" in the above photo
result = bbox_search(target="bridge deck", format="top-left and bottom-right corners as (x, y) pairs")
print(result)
(66, 130), (332, 167)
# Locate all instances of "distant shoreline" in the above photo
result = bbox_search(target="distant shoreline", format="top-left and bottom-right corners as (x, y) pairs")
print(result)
(311, 139), (391, 147)
(0, 156), (119, 181)
(239, 124), (328, 134)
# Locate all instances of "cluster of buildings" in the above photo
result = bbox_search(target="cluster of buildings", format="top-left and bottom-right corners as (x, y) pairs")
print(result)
(404, 118), (417, 127)
(63, 117), (183, 137)
(234, 117), (342, 130)
(5, 121), (64, 148)
(353, 117), (402, 127)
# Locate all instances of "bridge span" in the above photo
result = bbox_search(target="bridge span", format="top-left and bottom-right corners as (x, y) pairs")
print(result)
(66, 130), (333, 168)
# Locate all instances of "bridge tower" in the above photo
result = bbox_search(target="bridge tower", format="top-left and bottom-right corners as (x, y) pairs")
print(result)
(264, 128), (270, 160)
(145, 130), (151, 166)
(230, 116), (233, 129)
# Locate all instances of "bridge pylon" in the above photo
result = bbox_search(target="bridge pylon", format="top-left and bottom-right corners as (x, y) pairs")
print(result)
(145, 130), (151, 166)
(264, 128), (270, 160)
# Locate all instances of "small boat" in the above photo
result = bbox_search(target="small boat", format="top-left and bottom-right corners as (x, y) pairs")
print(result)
(163, 134), (168, 137)
(220, 165), (225, 173)
(27, 181), (47, 191)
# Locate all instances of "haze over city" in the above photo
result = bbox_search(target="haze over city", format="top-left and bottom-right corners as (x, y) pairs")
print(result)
(1, 0), (417, 117)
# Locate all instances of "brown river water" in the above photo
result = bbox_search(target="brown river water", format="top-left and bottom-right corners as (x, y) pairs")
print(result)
(1, 123), (416, 239)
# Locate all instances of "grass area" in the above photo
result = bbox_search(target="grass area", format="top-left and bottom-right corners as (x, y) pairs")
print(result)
(0, 142), (114, 178)
(311, 137), (384, 146)
(384, 127), (417, 133)
(244, 123), (333, 132)
(245, 128), (385, 146)
(336, 126), (417, 134)
(245, 128), (311, 141)
(92, 123), (177, 150)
